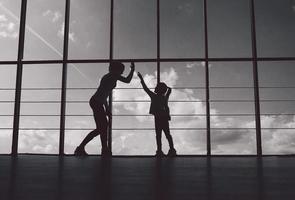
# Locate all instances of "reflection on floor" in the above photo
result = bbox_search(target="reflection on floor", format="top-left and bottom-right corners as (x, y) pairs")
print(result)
(0, 155), (294, 200)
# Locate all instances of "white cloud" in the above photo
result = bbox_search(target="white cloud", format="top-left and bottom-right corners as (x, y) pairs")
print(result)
(42, 10), (77, 43)
(58, 22), (77, 42)
(42, 10), (62, 23)
(177, 3), (194, 15)
(18, 130), (59, 154)
(0, 14), (18, 39)
(0, 14), (8, 22)
(185, 62), (212, 69)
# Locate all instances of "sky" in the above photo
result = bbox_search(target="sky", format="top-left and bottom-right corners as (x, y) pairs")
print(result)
(0, 0), (295, 155)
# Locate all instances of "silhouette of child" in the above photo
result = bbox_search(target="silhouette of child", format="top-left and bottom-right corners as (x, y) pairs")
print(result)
(137, 72), (177, 157)
(75, 61), (135, 157)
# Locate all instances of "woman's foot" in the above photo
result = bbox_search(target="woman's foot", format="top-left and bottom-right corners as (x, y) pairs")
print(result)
(167, 148), (177, 157)
(155, 150), (165, 158)
(74, 146), (88, 156)
(101, 148), (112, 157)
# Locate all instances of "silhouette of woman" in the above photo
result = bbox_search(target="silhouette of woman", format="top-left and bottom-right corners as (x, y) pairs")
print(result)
(75, 61), (135, 156)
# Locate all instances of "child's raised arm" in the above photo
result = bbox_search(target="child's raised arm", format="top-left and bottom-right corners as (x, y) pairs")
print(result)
(166, 87), (172, 100)
(137, 72), (154, 97)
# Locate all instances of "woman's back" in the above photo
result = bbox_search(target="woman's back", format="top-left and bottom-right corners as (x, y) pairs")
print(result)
(93, 73), (118, 103)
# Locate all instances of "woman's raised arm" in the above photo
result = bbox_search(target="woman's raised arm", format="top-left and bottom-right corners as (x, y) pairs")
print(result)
(118, 62), (135, 83)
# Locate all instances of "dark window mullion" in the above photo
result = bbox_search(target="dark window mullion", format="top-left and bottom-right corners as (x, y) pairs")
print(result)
(157, 0), (160, 83)
(108, 0), (114, 152)
(204, 0), (211, 156)
(59, 0), (71, 155)
(250, 0), (262, 156)
(12, 0), (27, 156)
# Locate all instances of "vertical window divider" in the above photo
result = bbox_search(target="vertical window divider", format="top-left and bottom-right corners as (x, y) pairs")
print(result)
(157, 0), (160, 83)
(108, 0), (114, 153)
(59, 0), (71, 155)
(12, 0), (27, 156)
(250, 0), (262, 156)
(204, 0), (211, 156)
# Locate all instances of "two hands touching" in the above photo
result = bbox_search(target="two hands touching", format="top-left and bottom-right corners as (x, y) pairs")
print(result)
(130, 62), (135, 71)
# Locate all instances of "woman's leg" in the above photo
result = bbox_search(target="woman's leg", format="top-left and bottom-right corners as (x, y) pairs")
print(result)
(78, 106), (102, 148)
(79, 129), (100, 148)
(97, 111), (108, 151)
(78, 103), (107, 148)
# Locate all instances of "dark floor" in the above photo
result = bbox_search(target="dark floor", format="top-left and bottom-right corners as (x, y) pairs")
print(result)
(0, 155), (294, 200)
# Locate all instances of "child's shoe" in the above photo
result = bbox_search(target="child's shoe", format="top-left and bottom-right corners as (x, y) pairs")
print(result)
(167, 148), (177, 157)
(155, 150), (165, 158)
(74, 146), (88, 156)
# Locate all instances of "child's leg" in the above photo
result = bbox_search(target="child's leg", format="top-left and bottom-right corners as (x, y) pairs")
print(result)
(155, 117), (163, 152)
(163, 120), (175, 149)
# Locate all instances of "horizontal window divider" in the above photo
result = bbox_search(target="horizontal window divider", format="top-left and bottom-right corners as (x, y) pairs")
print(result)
(259, 86), (295, 89)
(0, 88), (16, 91)
(1, 127), (293, 131)
(3, 99), (295, 103)
(210, 86), (254, 89)
(113, 100), (206, 103)
(114, 87), (206, 90)
(22, 60), (63, 64)
(261, 114), (295, 116)
(16, 101), (61, 103)
(257, 57), (295, 61)
(261, 128), (295, 130)
(260, 100), (295, 102)
(2, 87), (295, 91)
(0, 114), (294, 117)
(2, 57), (295, 65)
(10, 128), (208, 131)
(0, 61), (17, 65)
(210, 100), (254, 102)
(211, 100), (295, 102)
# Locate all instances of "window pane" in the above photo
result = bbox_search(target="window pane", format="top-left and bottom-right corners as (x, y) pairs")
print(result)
(65, 63), (109, 154)
(113, 63), (156, 155)
(112, 130), (206, 155)
(69, 0), (110, 59)
(0, 1), (21, 60)
(160, 0), (204, 58)
(255, 0), (295, 57)
(0, 65), (15, 153)
(114, 0), (156, 59)
(207, 0), (252, 57)
(160, 62), (206, 155)
(19, 64), (62, 154)
(211, 130), (256, 154)
(24, 1), (65, 60)
(258, 61), (295, 155)
(262, 130), (295, 155)
(210, 62), (256, 154)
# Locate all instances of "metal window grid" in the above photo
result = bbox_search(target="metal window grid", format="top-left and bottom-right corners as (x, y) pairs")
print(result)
(0, 0), (294, 156)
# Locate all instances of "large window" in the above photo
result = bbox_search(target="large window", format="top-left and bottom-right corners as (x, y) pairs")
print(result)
(1, 0), (295, 155)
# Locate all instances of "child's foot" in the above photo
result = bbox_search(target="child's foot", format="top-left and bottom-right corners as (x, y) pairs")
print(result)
(74, 146), (88, 156)
(155, 150), (165, 158)
(167, 148), (177, 157)
(101, 148), (112, 158)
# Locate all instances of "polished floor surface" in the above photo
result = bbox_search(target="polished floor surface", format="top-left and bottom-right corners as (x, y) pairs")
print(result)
(0, 155), (294, 200)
